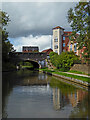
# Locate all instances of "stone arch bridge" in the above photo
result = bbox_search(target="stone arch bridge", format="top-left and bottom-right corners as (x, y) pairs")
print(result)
(9, 52), (47, 68)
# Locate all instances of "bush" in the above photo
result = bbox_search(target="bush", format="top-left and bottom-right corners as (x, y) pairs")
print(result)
(59, 67), (70, 72)
(49, 51), (79, 71)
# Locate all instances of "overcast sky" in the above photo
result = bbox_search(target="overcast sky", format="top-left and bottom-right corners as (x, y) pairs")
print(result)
(2, 2), (77, 51)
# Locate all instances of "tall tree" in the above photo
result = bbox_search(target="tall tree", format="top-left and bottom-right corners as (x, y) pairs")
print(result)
(0, 10), (14, 61)
(67, 1), (90, 61)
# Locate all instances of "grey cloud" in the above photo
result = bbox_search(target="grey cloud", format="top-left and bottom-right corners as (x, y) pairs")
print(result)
(2, 2), (76, 38)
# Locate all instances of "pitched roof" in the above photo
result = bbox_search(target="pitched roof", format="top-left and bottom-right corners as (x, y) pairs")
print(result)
(42, 48), (53, 53)
(64, 31), (79, 36)
(53, 26), (64, 30)
(64, 31), (72, 33)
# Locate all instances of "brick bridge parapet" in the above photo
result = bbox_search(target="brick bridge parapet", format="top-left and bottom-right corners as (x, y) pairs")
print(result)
(9, 52), (47, 68)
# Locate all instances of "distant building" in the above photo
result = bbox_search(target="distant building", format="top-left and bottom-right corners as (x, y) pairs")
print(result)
(42, 48), (53, 55)
(22, 46), (39, 53)
(42, 48), (53, 58)
(52, 26), (81, 56)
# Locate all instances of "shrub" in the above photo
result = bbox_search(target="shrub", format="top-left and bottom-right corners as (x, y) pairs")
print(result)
(49, 51), (79, 71)
(59, 67), (70, 72)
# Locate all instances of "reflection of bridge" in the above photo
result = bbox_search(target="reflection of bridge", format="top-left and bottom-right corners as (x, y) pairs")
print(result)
(22, 73), (48, 86)
(9, 52), (47, 68)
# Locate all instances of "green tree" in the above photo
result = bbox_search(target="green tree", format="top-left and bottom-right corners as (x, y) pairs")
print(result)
(67, 1), (90, 60)
(0, 10), (14, 61)
(58, 51), (79, 71)
(49, 52), (58, 67)
(49, 51), (79, 71)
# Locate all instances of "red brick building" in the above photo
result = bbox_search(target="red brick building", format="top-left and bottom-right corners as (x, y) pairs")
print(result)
(62, 31), (72, 52)
(42, 48), (53, 55)
(53, 26), (81, 56)
(42, 48), (53, 58)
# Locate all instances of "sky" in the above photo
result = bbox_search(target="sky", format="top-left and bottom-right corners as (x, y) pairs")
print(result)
(1, 2), (77, 52)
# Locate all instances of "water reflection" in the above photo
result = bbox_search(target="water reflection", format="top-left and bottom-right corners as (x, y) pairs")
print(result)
(2, 70), (89, 118)
(53, 88), (60, 110)
(69, 90), (89, 118)
(50, 78), (89, 118)
(52, 88), (88, 110)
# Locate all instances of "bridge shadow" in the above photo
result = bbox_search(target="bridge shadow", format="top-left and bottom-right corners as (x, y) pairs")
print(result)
(19, 60), (39, 70)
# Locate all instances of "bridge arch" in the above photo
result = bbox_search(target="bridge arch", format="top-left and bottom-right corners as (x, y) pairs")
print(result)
(21, 59), (39, 69)
(9, 52), (47, 69)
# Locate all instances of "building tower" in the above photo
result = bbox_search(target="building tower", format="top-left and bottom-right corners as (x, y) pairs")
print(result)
(53, 26), (64, 55)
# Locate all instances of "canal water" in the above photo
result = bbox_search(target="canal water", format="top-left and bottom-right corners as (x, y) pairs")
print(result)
(2, 69), (89, 118)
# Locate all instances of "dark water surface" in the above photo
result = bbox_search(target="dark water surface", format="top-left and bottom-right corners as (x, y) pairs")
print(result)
(2, 70), (89, 118)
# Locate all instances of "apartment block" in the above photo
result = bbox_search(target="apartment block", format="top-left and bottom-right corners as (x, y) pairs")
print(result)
(53, 26), (80, 56)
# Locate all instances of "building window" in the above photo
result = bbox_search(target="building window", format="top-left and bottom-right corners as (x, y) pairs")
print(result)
(63, 43), (65, 47)
(54, 45), (58, 49)
(54, 38), (58, 42)
(74, 43), (77, 52)
(63, 36), (65, 40)
(70, 44), (72, 51)
(65, 33), (68, 35)
(54, 37), (58, 42)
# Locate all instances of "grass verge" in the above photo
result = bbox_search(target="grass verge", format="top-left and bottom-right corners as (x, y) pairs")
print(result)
(40, 68), (90, 83)
(22, 66), (33, 68)
(53, 71), (89, 83)
(69, 70), (90, 76)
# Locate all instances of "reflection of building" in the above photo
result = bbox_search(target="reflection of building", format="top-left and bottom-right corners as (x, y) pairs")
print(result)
(38, 73), (47, 80)
(68, 93), (77, 107)
(52, 88), (69, 110)
(22, 46), (39, 53)
(52, 87), (88, 111)
(68, 90), (88, 107)
(52, 26), (82, 56)
(53, 88), (60, 110)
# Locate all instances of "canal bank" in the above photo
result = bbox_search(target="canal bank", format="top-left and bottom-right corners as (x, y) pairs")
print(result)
(39, 69), (90, 87)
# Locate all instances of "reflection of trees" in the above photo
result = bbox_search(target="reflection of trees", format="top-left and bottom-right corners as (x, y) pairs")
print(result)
(2, 73), (14, 118)
(18, 71), (48, 86)
(3, 70), (48, 86)
(50, 77), (77, 94)
(50, 77), (88, 118)
(2, 70), (48, 118)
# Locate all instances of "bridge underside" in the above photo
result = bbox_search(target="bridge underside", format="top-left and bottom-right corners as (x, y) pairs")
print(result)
(24, 60), (39, 69)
